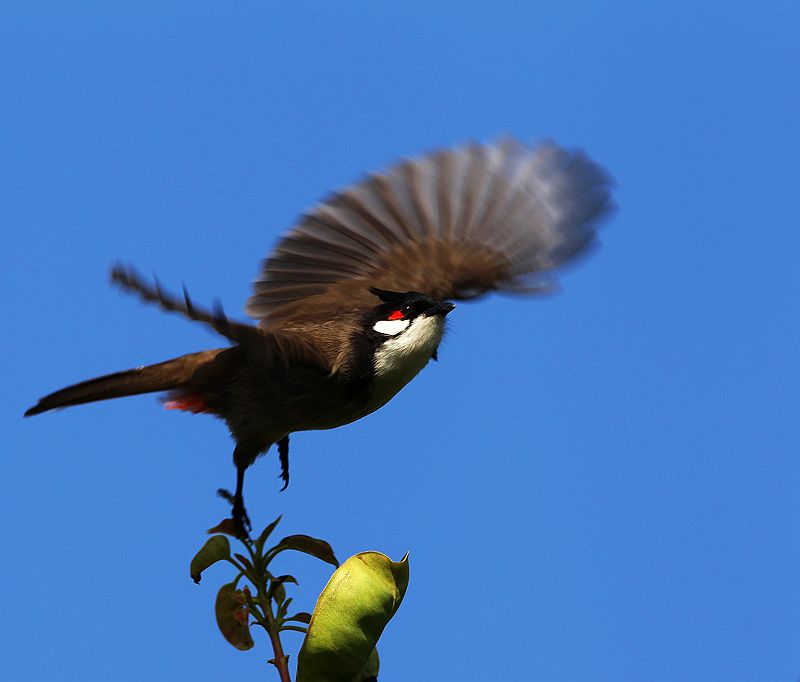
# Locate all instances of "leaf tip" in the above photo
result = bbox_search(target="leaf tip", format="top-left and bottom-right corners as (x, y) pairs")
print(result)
(207, 518), (239, 536)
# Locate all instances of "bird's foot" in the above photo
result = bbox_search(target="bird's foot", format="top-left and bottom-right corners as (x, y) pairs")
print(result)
(217, 488), (251, 539)
(278, 435), (290, 491)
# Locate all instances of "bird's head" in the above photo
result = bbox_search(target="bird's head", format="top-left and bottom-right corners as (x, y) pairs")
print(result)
(366, 288), (455, 376)
(368, 288), (455, 339)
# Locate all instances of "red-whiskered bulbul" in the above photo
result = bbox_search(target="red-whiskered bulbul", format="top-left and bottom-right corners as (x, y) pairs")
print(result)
(25, 138), (613, 533)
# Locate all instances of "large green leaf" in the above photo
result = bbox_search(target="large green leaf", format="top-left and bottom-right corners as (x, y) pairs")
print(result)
(190, 535), (231, 583)
(296, 552), (408, 682)
(357, 648), (380, 681)
(214, 582), (254, 651)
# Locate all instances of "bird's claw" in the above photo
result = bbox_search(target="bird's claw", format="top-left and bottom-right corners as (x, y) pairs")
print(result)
(217, 487), (251, 539)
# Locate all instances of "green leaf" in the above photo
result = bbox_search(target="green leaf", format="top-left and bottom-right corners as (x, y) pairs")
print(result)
(273, 573), (299, 585)
(286, 611), (312, 624)
(357, 648), (380, 681)
(206, 518), (240, 537)
(280, 624), (309, 634)
(254, 515), (283, 554)
(234, 553), (253, 571)
(271, 581), (286, 605)
(269, 574), (298, 607)
(296, 552), (408, 682)
(269, 535), (339, 567)
(215, 582), (254, 651)
(190, 535), (231, 583)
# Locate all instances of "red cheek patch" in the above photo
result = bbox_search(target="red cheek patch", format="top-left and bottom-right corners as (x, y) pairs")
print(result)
(388, 309), (405, 320)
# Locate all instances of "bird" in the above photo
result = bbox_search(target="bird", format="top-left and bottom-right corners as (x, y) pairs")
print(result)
(24, 138), (613, 534)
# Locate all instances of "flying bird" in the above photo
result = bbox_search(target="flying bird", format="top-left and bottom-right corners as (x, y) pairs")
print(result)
(25, 138), (613, 533)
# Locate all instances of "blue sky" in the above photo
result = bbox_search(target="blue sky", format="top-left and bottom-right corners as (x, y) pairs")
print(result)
(3, 2), (798, 680)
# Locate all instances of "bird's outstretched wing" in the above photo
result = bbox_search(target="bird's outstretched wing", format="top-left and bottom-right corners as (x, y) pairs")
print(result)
(247, 138), (612, 324)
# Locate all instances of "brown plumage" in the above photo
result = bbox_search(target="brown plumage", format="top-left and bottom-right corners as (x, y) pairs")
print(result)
(25, 138), (613, 534)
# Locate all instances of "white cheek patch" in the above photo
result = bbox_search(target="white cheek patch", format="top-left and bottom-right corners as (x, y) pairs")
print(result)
(373, 318), (411, 336)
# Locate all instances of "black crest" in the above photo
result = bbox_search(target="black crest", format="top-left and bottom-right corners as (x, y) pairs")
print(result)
(369, 288), (417, 304)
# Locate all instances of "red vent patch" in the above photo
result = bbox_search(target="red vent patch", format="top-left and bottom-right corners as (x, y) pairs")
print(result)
(164, 394), (209, 414)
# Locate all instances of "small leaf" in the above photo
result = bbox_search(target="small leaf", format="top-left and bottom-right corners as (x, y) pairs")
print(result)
(280, 624), (309, 634)
(286, 611), (312, 624)
(296, 552), (408, 682)
(254, 515), (283, 553)
(207, 518), (239, 537)
(273, 574), (299, 586)
(190, 535), (231, 583)
(215, 582), (254, 651)
(234, 553), (254, 571)
(269, 535), (339, 567)
(271, 581), (286, 605)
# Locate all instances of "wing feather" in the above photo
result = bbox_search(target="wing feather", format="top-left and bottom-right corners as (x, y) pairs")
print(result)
(247, 138), (612, 324)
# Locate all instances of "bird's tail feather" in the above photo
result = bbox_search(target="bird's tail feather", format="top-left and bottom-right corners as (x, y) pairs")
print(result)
(24, 349), (223, 416)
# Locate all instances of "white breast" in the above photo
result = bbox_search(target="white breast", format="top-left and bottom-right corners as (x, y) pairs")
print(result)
(367, 314), (445, 412)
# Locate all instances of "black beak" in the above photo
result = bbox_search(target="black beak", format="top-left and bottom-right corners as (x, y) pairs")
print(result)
(426, 301), (455, 317)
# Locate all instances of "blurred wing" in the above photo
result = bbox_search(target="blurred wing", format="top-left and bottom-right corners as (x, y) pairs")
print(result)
(247, 138), (612, 324)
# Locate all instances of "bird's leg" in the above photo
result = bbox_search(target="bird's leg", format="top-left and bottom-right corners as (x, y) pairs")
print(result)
(232, 465), (251, 536)
(278, 435), (290, 491)
(217, 465), (251, 539)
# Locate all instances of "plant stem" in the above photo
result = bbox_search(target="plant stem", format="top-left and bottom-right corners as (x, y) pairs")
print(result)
(258, 586), (291, 682)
